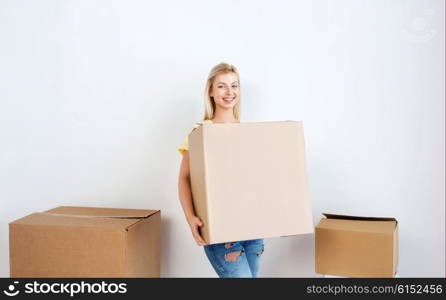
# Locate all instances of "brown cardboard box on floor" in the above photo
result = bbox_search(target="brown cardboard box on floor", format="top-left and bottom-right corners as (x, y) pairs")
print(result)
(315, 213), (398, 277)
(188, 121), (314, 244)
(9, 206), (160, 278)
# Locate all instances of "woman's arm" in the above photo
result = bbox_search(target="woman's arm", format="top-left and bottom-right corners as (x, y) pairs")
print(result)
(178, 151), (208, 246)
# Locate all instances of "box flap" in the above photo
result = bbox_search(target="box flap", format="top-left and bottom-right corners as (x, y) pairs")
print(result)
(323, 213), (397, 223)
(44, 206), (159, 219)
(317, 218), (396, 234)
(10, 207), (160, 230)
(318, 213), (397, 233)
(10, 213), (139, 230)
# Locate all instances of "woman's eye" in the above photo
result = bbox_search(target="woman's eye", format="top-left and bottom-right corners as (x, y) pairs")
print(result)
(232, 85), (238, 88)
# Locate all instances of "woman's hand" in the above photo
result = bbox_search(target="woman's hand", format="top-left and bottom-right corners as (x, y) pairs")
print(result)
(187, 215), (208, 246)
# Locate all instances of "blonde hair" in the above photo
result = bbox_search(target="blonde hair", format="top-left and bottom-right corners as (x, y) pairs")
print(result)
(203, 62), (241, 121)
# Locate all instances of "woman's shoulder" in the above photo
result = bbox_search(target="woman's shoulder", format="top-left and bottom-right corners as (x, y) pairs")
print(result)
(186, 119), (213, 135)
(193, 119), (213, 128)
(178, 120), (213, 154)
(200, 119), (213, 124)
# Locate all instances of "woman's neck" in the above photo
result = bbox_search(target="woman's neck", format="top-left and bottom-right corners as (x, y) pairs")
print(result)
(212, 108), (238, 123)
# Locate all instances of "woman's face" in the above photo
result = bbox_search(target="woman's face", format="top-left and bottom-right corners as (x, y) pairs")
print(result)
(209, 72), (239, 110)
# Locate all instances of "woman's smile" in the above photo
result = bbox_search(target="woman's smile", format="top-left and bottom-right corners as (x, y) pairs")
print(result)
(210, 72), (240, 110)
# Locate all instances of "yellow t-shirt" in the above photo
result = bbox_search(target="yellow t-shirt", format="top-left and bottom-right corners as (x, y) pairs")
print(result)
(178, 119), (213, 154)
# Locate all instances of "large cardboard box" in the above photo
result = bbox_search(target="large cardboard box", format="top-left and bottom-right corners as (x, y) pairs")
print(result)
(9, 206), (160, 277)
(189, 121), (314, 244)
(315, 213), (398, 277)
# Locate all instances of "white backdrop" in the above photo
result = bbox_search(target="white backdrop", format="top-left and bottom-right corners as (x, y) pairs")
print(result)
(0, 0), (444, 277)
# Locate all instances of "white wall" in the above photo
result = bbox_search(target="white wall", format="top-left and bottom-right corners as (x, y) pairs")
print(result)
(0, 0), (444, 277)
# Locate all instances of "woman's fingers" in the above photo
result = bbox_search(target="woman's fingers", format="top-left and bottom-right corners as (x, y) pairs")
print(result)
(191, 222), (207, 246)
(193, 217), (203, 227)
(192, 227), (206, 245)
(194, 233), (206, 246)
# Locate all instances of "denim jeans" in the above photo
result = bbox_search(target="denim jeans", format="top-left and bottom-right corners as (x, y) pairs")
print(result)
(203, 239), (264, 278)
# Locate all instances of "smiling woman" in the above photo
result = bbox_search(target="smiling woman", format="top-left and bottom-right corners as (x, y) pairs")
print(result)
(213, 75), (239, 105)
(203, 63), (241, 122)
(177, 63), (264, 278)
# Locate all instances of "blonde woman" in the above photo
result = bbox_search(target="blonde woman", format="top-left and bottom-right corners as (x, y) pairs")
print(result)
(178, 63), (264, 278)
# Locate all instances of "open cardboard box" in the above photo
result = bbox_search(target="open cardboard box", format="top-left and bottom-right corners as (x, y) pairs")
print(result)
(315, 213), (398, 277)
(9, 206), (160, 277)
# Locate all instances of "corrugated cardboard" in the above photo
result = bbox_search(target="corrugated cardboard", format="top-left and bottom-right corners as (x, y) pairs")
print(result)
(315, 213), (398, 277)
(189, 121), (314, 244)
(9, 206), (160, 278)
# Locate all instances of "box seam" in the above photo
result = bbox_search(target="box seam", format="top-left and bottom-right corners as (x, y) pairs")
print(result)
(202, 124), (212, 242)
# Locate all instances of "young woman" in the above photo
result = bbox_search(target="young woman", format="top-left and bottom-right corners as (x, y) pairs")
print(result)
(177, 63), (264, 278)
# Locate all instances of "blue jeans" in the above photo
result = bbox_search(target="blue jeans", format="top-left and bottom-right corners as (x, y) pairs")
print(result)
(203, 239), (264, 278)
